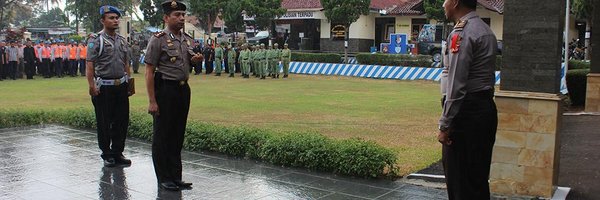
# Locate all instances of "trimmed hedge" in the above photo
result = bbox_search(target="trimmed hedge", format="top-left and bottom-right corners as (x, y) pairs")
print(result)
(569, 60), (590, 70)
(566, 69), (589, 106)
(494, 57), (590, 71)
(0, 109), (398, 178)
(356, 53), (433, 67)
(292, 52), (342, 63)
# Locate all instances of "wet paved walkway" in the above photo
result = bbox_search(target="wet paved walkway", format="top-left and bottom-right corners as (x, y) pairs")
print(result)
(0, 125), (447, 200)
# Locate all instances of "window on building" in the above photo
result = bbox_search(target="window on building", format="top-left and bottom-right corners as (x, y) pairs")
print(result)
(384, 24), (395, 41)
(411, 18), (428, 41)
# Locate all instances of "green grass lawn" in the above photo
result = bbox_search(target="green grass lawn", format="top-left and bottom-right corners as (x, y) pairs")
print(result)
(0, 71), (443, 175)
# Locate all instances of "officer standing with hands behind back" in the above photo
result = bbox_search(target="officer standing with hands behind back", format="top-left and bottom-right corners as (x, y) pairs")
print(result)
(86, 5), (133, 168)
(144, 0), (203, 191)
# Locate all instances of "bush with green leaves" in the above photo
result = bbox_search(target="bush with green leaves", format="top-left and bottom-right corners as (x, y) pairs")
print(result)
(569, 60), (590, 70)
(356, 53), (433, 67)
(494, 57), (590, 71)
(566, 69), (589, 106)
(291, 52), (342, 63)
(0, 109), (398, 178)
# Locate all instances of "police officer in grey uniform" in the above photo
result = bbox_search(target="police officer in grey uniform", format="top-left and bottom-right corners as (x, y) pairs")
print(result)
(130, 41), (142, 73)
(144, 0), (203, 191)
(86, 5), (133, 168)
(438, 0), (498, 199)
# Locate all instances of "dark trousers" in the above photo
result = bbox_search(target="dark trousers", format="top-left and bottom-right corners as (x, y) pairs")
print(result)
(92, 83), (130, 160)
(205, 60), (213, 74)
(79, 59), (86, 76)
(0, 63), (4, 80)
(25, 59), (35, 79)
(8, 61), (17, 80)
(193, 62), (202, 74)
(69, 59), (78, 76)
(152, 76), (190, 183)
(442, 90), (497, 200)
(54, 58), (63, 77)
(132, 58), (140, 73)
(42, 59), (50, 78)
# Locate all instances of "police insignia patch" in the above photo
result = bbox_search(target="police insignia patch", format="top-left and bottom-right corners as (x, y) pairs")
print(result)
(88, 42), (94, 49)
(450, 34), (461, 53)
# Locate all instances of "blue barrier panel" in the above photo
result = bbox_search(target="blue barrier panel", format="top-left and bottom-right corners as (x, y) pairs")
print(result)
(288, 62), (569, 94)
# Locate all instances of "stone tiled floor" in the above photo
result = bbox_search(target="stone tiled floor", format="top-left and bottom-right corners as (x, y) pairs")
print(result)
(0, 125), (447, 200)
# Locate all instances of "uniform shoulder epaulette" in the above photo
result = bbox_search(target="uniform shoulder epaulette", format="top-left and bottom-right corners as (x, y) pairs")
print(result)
(154, 31), (166, 38)
(88, 33), (98, 39)
(454, 20), (468, 30)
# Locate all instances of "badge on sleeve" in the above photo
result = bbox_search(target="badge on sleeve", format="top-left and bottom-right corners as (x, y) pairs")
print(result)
(88, 42), (94, 49)
(450, 34), (461, 53)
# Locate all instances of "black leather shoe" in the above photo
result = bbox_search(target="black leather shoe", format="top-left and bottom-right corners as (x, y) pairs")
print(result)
(103, 158), (116, 167)
(160, 182), (180, 191)
(174, 180), (193, 189)
(114, 155), (132, 167)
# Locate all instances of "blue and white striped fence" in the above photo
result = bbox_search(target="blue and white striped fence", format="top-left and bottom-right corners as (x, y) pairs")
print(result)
(289, 62), (568, 94)
(290, 62), (449, 81)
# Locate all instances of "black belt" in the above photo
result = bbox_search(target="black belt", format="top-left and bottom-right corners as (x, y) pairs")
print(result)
(161, 79), (188, 86)
(465, 89), (494, 100)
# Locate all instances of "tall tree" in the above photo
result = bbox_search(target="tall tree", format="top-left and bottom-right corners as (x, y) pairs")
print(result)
(222, 0), (246, 33)
(64, 0), (136, 32)
(244, 0), (286, 34)
(0, 0), (40, 30)
(423, 0), (446, 22)
(140, 0), (163, 28)
(28, 7), (68, 27)
(321, 0), (370, 62)
(189, 0), (226, 36)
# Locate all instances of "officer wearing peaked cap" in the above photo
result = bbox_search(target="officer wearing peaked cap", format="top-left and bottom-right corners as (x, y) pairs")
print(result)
(86, 5), (133, 168)
(144, 0), (203, 191)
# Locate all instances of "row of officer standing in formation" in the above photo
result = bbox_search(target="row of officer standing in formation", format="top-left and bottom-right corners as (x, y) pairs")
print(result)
(198, 42), (291, 79)
(0, 39), (143, 80)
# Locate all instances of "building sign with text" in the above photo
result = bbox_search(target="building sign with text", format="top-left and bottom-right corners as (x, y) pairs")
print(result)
(331, 25), (347, 40)
(244, 11), (317, 20)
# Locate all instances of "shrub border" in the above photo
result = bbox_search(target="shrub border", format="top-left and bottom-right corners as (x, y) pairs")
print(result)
(0, 109), (398, 178)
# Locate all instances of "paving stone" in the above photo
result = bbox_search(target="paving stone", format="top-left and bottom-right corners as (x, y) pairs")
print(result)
(0, 126), (448, 199)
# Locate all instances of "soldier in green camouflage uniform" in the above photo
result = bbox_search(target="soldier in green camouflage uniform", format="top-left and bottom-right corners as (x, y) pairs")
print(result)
(271, 43), (281, 78)
(240, 44), (251, 78)
(265, 44), (273, 77)
(214, 43), (224, 76)
(227, 45), (236, 77)
(258, 44), (267, 79)
(281, 43), (291, 78)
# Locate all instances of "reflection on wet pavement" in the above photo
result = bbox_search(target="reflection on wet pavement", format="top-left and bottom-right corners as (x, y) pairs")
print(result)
(0, 125), (447, 199)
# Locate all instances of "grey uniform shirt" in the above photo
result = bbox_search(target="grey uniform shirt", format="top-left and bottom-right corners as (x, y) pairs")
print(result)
(7, 46), (18, 61)
(87, 32), (130, 79)
(144, 29), (194, 81)
(439, 11), (497, 129)
(131, 44), (141, 59)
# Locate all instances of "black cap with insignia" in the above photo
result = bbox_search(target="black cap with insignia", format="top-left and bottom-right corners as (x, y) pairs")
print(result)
(161, 0), (187, 14)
